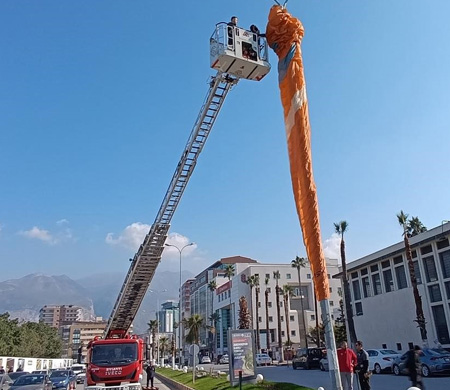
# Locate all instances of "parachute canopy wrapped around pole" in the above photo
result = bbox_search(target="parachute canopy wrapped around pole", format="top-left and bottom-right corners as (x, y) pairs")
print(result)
(266, 5), (342, 390)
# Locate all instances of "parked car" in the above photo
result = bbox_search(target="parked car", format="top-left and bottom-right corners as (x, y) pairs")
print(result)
(0, 374), (14, 390)
(366, 349), (401, 374)
(292, 348), (325, 370)
(31, 371), (48, 376)
(219, 355), (229, 364)
(9, 374), (53, 390)
(319, 356), (329, 371)
(255, 353), (272, 366)
(75, 372), (85, 384)
(8, 373), (30, 382)
(200, 356), (211, 364)
(49, 370), (76, 390)
(392, 348), (450, 377)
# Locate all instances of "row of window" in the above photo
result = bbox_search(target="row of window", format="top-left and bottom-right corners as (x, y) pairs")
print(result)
(254, 272), (332, 281)
(258, 315), (296, 322)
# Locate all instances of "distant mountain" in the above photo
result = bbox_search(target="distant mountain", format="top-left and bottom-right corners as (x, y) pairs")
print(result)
(0, 273), (95, 322)
(0, 269), (194, 334)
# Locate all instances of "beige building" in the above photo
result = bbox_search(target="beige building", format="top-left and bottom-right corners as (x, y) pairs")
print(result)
(64, 319), (107, 361)
(39, 305), (85, 328)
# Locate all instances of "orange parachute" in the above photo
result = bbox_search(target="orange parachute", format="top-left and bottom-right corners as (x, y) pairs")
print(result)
(266, 5), (329, 301)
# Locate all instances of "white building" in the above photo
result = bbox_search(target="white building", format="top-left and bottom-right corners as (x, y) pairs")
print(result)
(336, 221), (450, 352)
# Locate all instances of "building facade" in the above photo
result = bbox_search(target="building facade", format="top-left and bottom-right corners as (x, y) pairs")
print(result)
(337, 221), (450, 352)
(64, 319), (107, 362)
(159, 301), (179, 333)
(39, 305), (89, 328)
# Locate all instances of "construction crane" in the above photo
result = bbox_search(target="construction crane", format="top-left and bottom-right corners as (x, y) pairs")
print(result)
(85, 22), (270, 390)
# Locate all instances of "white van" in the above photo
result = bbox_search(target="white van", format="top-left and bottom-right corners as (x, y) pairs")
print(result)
(70, 364), (85, 375)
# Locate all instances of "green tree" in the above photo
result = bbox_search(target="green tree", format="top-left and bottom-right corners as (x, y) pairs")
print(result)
(246, 274), (261, 351)
(282, 285), (295, 348)
(291, 256), (308, 348)
(238, 296), (251, 329)
(208, 312), (220, 361)
(147, 319), (159, 360)
(308, 324), (325, 347)
(408, 216), (427, 237)
(224, 264), (235, 329)
(398, 210), (428, 345)
(159, 336), (169, 360)
(207, 280), (217, 354)
(183, 314), (204, 345)
(273, 270), (283, 362)
(334, 220), (357, 347)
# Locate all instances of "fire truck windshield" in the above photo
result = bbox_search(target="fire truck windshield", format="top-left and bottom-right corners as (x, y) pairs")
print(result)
(91, 343), (138, 366)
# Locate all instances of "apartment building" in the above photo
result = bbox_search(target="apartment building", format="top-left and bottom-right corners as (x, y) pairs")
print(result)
(39, 305), (86, 328)
(335, 221), (450, 352)
(159, 301), (179, 333)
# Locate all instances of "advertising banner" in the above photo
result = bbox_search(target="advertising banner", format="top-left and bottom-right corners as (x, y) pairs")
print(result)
(228, 329), (256, 385)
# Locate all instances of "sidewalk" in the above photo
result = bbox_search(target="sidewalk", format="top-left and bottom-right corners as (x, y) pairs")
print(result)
(142, 375), (171, 390)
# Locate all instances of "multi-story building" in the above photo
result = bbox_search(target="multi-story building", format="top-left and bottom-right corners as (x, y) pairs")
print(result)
(65, 319), (108, 362)
(335, 221), (450, 352)
(39, 305), (87, 328)
(213, 260), (342, 358)
(159, 301), (179, 333)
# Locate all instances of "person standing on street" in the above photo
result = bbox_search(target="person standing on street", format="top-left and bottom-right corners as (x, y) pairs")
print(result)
(406, 345), (425, 389)
(355, 341), (371, 390)
(145, 361), (156, 389)
(337, 341), (357, 390)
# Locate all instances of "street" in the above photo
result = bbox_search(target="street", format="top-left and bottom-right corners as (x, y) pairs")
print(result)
(257, 365), (450, 390)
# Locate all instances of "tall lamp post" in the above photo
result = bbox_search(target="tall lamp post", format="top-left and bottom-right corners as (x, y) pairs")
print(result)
(149, 289), (167, 365)
(165, 242), (194, 366)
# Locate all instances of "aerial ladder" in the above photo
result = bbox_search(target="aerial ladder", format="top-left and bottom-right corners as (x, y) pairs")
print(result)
(85, 22), (270, 390)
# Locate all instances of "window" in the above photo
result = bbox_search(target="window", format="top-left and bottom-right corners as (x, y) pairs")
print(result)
(421, 245), (433, 255)
(352, 280), (361, 300)
(423, 256), (438, 282)
(291, 330), (296, 336)
(362, 277), (371, 298)
(258, 316), (262, 322)
(381, 260), (390, 269)
(408, 342), (414, 350)
(355, 302), (363, 316)
(267, 287), (271, 293)
(330, 301), (334, 306)
(396, 343), (402, 351)
(445, 281), (450, 300)
(383, 269), (394, 292)
(329, 287), (333, 293)
(351, 272), (358, 279)
(432, 305), (450, 344)
(440, 250), (450, 279)
(413, 262), (422, 284)
(311, 315), (315, 321)
(281, 331), (285, 337)
(395, 265), (408, 289)
(258, 302), (261, 308)
(268, 302), (272, 308)
(266, 274), (270, 279)
(372, 274), (382, 295)
(437, 238), (449, 250)
(371, 264), (379, 272)
(290, 315), (295, 321)
(361, 268), (368, 276)
(280, 316), (284, 322)
(286, 273), (292, 279)
(428, 284), (442, 302)
(280, 301), (283, 307)
(307, 274), (311, 279)
(269, 316), (273, 322)
(382, 344), (387, 349)
(393, 255), (403, 265)
(412, 250), (417, 258)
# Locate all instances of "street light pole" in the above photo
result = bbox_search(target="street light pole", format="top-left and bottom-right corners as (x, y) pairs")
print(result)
(149, 289), (167, 365)
(165, 242), (194, 367)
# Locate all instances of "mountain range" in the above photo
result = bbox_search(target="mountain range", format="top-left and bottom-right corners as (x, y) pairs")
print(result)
(0, 270), (194, 334)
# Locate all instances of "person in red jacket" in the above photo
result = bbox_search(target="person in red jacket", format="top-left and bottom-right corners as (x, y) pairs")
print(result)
(337, 341), (357, 390)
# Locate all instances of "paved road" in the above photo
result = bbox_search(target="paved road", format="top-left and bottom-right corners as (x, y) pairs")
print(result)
(257, 365), (450, 390)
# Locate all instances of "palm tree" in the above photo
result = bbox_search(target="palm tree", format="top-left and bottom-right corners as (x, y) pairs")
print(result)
(159, 336), (169, 361)
(282, 285), (295, 348)
(334, 220), (357, 347)
(207, 280), (217, 353)
(291, 256), (308, 348)
(224, 264), (235, 329)
(208, 312), (220, 362)
(264, 276), (270, 354)
(273, 270), (283, 362)
(183, 314), (204, 345)
(246, 275), (257, 328)
(398, 210), (428, 345)
(254, 275), (261, 352)
(147, 319), (159, 361)
(408, 216), (427, 237)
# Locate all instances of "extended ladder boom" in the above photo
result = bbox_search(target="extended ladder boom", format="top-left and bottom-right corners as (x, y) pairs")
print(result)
(105, 72), (238, 338)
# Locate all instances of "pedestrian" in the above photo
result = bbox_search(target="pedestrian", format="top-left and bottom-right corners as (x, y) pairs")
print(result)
(406, 345), (425, 389)
(355, 341), (371, 390)
(145, 361), (156, 389)
(337, 341), (357, 390)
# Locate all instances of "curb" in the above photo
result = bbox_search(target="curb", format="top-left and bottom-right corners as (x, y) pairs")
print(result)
(155, 373), (195, 390)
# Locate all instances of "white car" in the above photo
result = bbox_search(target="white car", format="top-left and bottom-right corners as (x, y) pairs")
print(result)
(219, 355), (229, 364)
(366, 349), (401, 374)
(255, 353), (272, 366)
(200, 356), (211, 364)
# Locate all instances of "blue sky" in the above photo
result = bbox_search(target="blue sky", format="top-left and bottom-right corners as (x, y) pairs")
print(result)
(1, 0), (450, 281)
